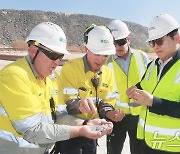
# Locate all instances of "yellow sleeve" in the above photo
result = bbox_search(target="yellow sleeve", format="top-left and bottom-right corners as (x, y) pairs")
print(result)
(0, 73), (42, 121)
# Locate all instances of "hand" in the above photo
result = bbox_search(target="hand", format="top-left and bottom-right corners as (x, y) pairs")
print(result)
(126, 86), (138, 99)
(79, 98), (97, 114)
(127, 88), (153, 106)
(79, 121), (113, 139)
(106, 109), (125, 122)
(89, 118), (113, 135)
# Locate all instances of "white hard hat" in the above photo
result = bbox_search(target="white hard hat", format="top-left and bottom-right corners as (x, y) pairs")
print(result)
(108, 19), (130, 40)
(84, 26), (115, 55)
(147, 13), (180, 41)
(26, 22), (70, 55)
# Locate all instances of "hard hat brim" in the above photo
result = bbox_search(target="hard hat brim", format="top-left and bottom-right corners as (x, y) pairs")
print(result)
(114, 32), (130, 40)
(85, 44), (116, 55)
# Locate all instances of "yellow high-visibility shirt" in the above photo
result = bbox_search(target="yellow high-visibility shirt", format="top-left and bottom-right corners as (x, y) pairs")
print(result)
(0, 57), (58, 148)
(57, 56), (116, 119)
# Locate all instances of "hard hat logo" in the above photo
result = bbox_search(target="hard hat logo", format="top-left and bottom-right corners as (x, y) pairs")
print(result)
(111, 28), (118, 32)
(101, 40), (110, 43)
(59, 37), (66, 43)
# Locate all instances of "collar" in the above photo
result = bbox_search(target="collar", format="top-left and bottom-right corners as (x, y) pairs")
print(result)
(83, 54), (102, 74)
(25, 54), (39, 78)
(158, 57), (172, 67)
(155, 48), (180, 66)
(113, 47), (132, 60)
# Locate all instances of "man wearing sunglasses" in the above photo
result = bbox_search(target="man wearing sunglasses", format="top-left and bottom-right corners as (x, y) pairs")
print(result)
(0, 22), (113, 154)
(127, 13), (180, 154)
(107, 19), (149, 154)
(53, 25), (122, 154)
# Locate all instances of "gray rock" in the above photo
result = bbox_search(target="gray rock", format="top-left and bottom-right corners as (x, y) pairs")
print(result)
(0, 9), (148, 50)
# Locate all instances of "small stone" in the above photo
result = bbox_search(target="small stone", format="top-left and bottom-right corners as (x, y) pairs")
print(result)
(90, 124), (109, 132)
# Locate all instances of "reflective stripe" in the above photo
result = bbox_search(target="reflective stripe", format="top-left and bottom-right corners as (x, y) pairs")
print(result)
(139, 118), (180, 136)
(88, 97), (102, 104)
(175, 69), (180, 83)
(116, 100), (140, 108)
(12, 113), (51, 134)
(107, 62), (118, 92)
(41, 114), (52, 123)
(146, 61), (156, 80)
(105, 91), (119, 99)
(116, 101), (129, 108)
(0, 106), (7, 116)
(57, 104), (67, 112)
(63, 87), (114, 100)
(93, 97), (102, 103)
(0, 130), (39, 148)
(63, 87), (78, 95)
(133, 50), (146, 78)
(128, 103), (141, 107)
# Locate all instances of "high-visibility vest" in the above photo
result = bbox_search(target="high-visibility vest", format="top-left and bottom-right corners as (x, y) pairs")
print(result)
(107, 49), (147, 115)
(57, 57), (116, 119)
(138, 60), (180, 152)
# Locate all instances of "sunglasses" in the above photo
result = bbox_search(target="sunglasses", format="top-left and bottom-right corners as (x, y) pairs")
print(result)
(148, 36), (166, 47)
(38, 47), (64, 60)
(49, 97), (57, 122)
(114, 38), (127, 46)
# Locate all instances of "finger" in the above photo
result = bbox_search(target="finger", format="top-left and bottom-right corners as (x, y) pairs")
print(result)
(114, 110), (123, 121)
(108, 122), (113, 129)
(79, 103), (87, 113)
(100, 118), (107, 123)
(131, 90), (140, 100)
(126, 88), (133, 95)
(79, 100), (90, 113)
(98, 119), (107, 124)
(126, 89), (133, 97)
(127, 89), (137, 99)
(127, 86), (137, 94)
(101, 129), (111, 136)
(80, 105), (88, 113)
(83, 99), (92, 113)
(114, 113), (122, 122)
(87, 98), (97, 114)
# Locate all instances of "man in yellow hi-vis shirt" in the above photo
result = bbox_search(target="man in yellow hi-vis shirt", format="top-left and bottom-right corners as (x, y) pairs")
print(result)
(0, 22), (113, 154)
(127, 13), (180, 154)
(54, 25), (124, 154)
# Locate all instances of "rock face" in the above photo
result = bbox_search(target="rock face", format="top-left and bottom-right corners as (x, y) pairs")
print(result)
(0, 9), (148, 49)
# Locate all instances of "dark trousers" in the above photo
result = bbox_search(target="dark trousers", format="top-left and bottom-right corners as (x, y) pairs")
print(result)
(53, 137), (97, 154)
(142, 140), (180, 154)
(107, 115), (143, 154)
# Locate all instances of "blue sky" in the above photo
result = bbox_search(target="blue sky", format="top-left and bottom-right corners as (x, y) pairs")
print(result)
(1, 0), (180, 27)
